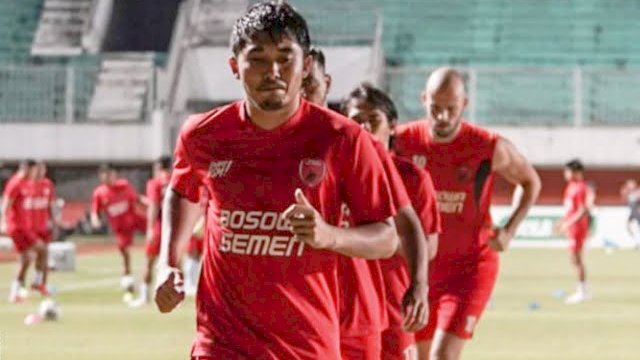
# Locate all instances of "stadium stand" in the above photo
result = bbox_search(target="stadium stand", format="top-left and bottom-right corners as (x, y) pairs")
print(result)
(31, 0), (93, 56)
(0, 0), (42, 64)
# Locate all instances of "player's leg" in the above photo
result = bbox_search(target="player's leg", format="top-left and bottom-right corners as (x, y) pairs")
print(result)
(183, 236), (202, 296)
(416, 340), (431, 360)
(116, 231), (135, 302)
(429, 330), (466, 360)
(31, 239), (50, 296)
(9, 250), (31, 302)
(566, 231), (590, 304)
(415, 297), (438, 360)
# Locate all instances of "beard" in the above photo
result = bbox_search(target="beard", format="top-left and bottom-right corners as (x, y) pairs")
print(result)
(258, 98), (285, 111)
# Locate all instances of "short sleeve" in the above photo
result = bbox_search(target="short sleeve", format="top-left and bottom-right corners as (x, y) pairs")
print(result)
(339, 130), (396, 225)
(373, 140), (410, 209)
(170, 128), (202, 203)
(4, 179), (20, 199)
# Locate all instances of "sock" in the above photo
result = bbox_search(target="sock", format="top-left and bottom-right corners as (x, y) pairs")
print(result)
(139, 282), (149, 302)
(33, 271), (43, 286)
(578, 282), (588, 294)
(10, 280), (21, 297)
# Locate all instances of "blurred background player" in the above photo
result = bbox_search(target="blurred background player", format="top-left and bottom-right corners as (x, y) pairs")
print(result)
(1, 159), (48, 302)
(395, 67), (541, 360)
(621, 179), (640, 249)
(181, 186), (207, 297)
(304, 49), (431, 360)
(130, 156), (172, 307)
(154, 3), (399, 359)
(341, 82), (442, 360)
(557, 159), (592, 304)
(91, 163), (146, 302)
(29, 160), (57, 295)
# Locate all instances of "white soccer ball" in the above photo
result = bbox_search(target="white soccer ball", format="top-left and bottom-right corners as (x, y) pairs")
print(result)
(38, 299), (61, 321)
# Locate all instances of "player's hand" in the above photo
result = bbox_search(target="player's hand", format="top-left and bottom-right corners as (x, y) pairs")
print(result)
(488, 227), (514, 252)
(90, 215), (102, 229)
(401, 281), (428, 332)
(553, 220), (569, 235)
(154, 267), (185, 313)
(282, 189), (336, 250)
(0, 220), (6, 235)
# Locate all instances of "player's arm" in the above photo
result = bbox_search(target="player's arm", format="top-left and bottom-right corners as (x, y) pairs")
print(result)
(283, 190), (397, 259)
(394, 205), (429, 331)
(0, 196), (13, 234)
(490, 137), (541, 251)
(90, 191), (102, 228)
(155, 188), (201, 313)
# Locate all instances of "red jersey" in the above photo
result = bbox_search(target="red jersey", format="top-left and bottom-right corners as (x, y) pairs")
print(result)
(92, 179), (140, 232)
(146, 172), (171, 230)
(170, 100), (396, 359)
(380, 155), (441, 328)
(395, 120), (499, 284)
(563, 180), (589, 229)
(2, 174), (33, 232)
(30, 178), (56, 233)
(339, 140), (410, 337)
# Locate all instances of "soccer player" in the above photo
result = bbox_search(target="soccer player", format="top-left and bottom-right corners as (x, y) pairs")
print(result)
(154, 2), (399, 359)
(29, 161), (57, 294)
(341, 82), (442, 360)
(1, 160), (46, 302)
(557, 159), (592, 304)
(130, 156), (172, 307)
(395, 67), (541, 360)
(303, 50), (432, 359)
(91, 163), (146, 300)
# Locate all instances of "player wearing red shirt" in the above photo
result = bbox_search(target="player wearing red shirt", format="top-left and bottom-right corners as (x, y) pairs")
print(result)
(395, 67), (541, 360)
(304, 52), (432, 360)
(1, 160), (46, 302)
(29, 161), (56, 295)
(341, 83), (441, 360)
(91, 163), (146, 301)
(154, 3), (399, 359)
(130, 156), (173, 307)
(557, 159), (592, 304)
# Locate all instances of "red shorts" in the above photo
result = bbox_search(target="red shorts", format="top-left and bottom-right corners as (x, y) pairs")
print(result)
(381, 327), (417, 360)
(187, 235), (204, 256)
(36, 229), (53, 243)
(113, 214), (146, 250)
(341, 333), (382, 360)
(9, 230), (38, 252)
(416, 258), (498, 341)
(568, 224), (589, 254)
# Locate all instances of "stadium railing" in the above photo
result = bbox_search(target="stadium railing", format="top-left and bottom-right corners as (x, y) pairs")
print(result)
(386, 66), (640, 126)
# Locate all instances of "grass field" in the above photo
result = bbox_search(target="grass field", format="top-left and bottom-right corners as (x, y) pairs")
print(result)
(0, 237), (639, 360)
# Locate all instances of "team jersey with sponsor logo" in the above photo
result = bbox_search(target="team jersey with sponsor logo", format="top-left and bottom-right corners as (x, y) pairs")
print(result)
(395, 120), (498, 284)
(91, 179), (140, 232)
(171, 100), (396, 359)
(146, 172), (170, 232)
(380, 154), (441, 328)
(563, 180), (589, 229)
(29, 178), (56, 233)
(2, 175), (34, 232)
(339, 140), (410, 337)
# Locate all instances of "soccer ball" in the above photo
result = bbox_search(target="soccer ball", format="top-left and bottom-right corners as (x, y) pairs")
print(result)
(38, 299), (61, 321)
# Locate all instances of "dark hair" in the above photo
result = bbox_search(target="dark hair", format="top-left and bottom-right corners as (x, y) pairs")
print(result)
(308, 46), (325, 70)
(98, 163), (116, 174)
(341, 82), (399, 123)
(565, 159), (585, 172)
(156, 156), (172, 170)
(19, 159), (36, 169)
(230, 1), (310, 56)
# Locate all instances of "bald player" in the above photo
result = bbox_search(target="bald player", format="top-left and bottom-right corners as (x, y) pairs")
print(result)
(395, 67), (541, 360)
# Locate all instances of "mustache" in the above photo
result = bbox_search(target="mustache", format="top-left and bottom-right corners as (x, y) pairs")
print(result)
(258, 81), (286, 90)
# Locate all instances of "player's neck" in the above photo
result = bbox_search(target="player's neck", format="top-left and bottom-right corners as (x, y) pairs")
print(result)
(430, 121), (462, 143)
(245, 96), (301, 131)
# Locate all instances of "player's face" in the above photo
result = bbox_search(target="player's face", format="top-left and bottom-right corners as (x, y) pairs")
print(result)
(564, 168), (576, 181)
(424, 87), (467, 139)
(302, 61), (331, 106)
(346, 99), (393, 147)
(36, 163), (46, 179)
(230, 35), (310, 111)
(26, 165), (38, 180)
